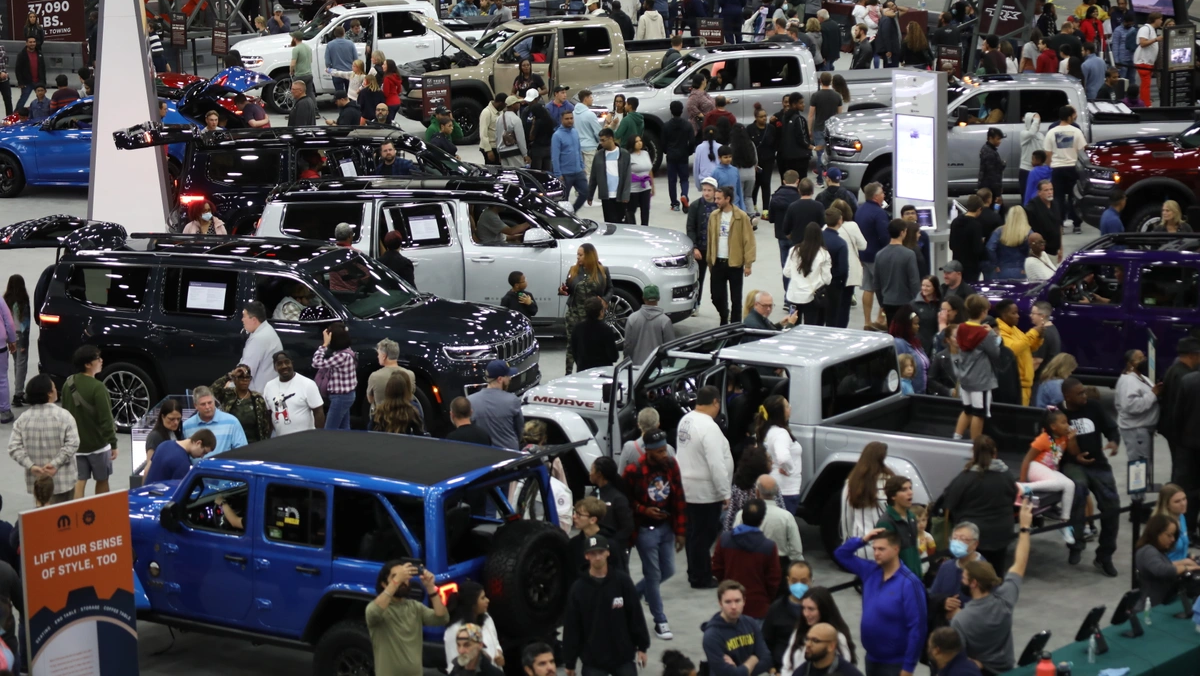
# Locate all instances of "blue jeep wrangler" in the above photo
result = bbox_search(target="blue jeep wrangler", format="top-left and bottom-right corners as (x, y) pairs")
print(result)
(129, 430), (573, 674)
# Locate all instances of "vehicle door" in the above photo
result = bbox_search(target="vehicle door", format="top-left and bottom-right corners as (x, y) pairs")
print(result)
(1015, 87), (1073, 189)
(151, 266), (245, 390)
(248, 272), (337, 381)
(36, 100), (93, 183)
(556, 26), (620, 90)
(459, 201), (567, 325)
(1051, 261), (1128, 376)
(253, 479), (332, 637)
(703, 57), (746, 121)
(375, 10), (434, 66)
(275, 199), (374, 254)
(377, 200), (464, 300)
(157, 473), (254, 622)
(743, 54), (805, 124)
(316, 15), (371, 93)
(495, 30), (556, 97)
(945, 88), (1014, 192)
(1129, 262), (1200, 377)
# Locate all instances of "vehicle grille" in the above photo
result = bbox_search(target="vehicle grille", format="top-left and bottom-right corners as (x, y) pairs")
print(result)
(496, 332), (537, 361)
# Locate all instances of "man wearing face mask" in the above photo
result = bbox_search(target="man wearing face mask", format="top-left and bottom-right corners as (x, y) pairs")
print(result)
(762, 561), (813, 668)
(928, 522), (985, 627)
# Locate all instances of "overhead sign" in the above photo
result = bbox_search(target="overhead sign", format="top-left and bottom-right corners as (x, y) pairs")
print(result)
(697, 18), (723, 47)
(170, 11), (186, 47)
(211, 20), (230, 57)
(423, 74), (451, 119)
(977, 0), (1024, 37)
(21, 491), (138, 676)
(518, 0), (529, 18)
(1162, 24), (1195, 106)
(935, 45), (963, 79)
(22, 0), (86, 42)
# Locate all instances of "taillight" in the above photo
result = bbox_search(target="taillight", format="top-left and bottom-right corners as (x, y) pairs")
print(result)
(436, 582), (458, 606)
(179, 194), (206, 205)
(39, 314), (60, 324)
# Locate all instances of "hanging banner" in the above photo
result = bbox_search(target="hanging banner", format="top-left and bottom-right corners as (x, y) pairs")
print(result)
(977, 0), (1025, 37)
(21, 491), (139, 676)
(170, 11), (186, 47)
(211, 21), (229, 57)
(423, 74), (451, 119)
(697, 18), (723, 46)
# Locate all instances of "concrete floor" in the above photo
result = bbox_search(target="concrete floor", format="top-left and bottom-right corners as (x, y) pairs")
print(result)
(0, 40), (1168, 676)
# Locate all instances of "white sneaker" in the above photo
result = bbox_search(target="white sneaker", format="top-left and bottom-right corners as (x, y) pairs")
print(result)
(1061, 525), (1076, 546)
(655, 622), (673, 640)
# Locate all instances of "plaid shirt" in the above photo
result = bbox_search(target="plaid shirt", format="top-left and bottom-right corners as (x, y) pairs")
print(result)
(622, 454), (687, 537)
(312, 346), (357, 394)
(8, 404), (80, 494)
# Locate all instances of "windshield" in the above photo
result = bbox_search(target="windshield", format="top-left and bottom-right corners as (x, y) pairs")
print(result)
(314, 252), (421, 318)
(1179, 123), (1200, 149)
(526, 194), (593, 238)
(470, 28), (516, 58)
(421, 144), (475, 176)
(297, 7), (336, 40)
(648, 53), (702, 88)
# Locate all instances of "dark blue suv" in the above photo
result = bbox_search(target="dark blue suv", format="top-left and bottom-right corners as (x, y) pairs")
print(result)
(130, 431), (573, 674)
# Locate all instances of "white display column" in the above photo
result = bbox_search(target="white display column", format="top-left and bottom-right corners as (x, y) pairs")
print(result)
(88, 0), (170, 233)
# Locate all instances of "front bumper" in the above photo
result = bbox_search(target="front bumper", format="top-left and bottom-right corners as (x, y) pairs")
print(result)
(1075, 161), (1119, 227)
(462, 347), (542, 396)
(651, 260), (700, 318)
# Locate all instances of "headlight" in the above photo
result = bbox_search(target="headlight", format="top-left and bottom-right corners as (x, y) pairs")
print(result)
(653, 254), (689, 269)
(241, 56), (264, 67)
(443, 344), (498, 361)
(405, 75), (423, 90)
(830, 137), (862, 154)
(1088, 167), (1120, 184)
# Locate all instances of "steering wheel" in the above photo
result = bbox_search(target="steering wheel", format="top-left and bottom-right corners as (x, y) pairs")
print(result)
(672, 377), (698, 409)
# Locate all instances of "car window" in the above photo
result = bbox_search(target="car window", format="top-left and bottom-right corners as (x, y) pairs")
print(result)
(560, 27), (611, 57)
(264, 484), (328, 547)
(500, 32), (553, 63)
(379, 203), (453, 249)
(704, 59), (740, 91)
(957, 90), (1008, 124)
(183, 475), (249, 534)
(314, 252), (419, 317)
(66, 265), (151, 310)
(1018, 89), (1069, 124)
(53, 101), (93, 130)
(820, 347), (899, 419)
(279, 202), (368, 242)
(332, 487), (414, 561)
(466, 202), (532, 246)
(1139, 265), (1199, 309)
(205, 149), (285, 186)
(376, 10), (426, 38)
(253, 273), (331, 322)
(748, 56), (802, 89)
(1061, 263), (1124, 306)
(161, 267), (240, 317)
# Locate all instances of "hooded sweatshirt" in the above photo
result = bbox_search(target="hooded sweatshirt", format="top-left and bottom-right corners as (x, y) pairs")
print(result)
(624, 304), (675, 365)
(702, 611), (774, 676)
(953, 322), (1000, 393)
(712, 526), (782, 619)
(562, 569), (650, 671)
(635, 9), (666, 40)
(1019, 112), (1046, 171)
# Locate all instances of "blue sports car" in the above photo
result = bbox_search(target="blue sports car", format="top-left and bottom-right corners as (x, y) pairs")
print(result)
(0, 67), (272, 198)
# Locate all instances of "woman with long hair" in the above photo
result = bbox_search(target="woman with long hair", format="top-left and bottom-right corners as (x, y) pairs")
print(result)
(901, 21), (932, 68)
(987, 206), (1032, 279)
(356, 74), (385, 122)
(912, 276), (942, 352)
(5, 274), (31, 408)
(730, 124), (759, 216)
(783, 222), (832, 325)
(756, 395), (802, 512)
(780, 587), (858, 673)
(1135, 514), (1200, 608)
(606, 94), (627, 130)
(560, 244), (611, 374)
(1020, 28), (1043, 72)
(1033, 352), (1078, 408)
(943, 435), (1018, 569)
(902, 221), (930, 277)
(831, 74), (851, 104)
(373, 370), (425, 435)
(693, 125), (721, 190)
(841, 442), (892, 559)
(805, 19), (825, 70)
(140, 399), (184, 476)
(723, 443), (787, 530)
(512, 58), (545, 97)
(382, 59), (403, 123)
(888, 305), (929, 394)
(626, 135), (655, 225)
(1153, 484), (1191, 561)
(313, 322), (357, 430)
(442, 581), (504, 670)
(1079, 5), (1107, 53)
(1156, 199), (1193, 232)
(933, 294), (966, 353)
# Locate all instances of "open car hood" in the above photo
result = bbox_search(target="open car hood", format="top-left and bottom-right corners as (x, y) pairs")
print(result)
(412, 13), (482, 61)
(0, 216), (128, 250)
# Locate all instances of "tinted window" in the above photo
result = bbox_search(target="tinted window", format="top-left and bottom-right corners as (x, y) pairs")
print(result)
(316, 252), (419, 317)
(820, 347), (899, 418)
(380, 203), (452, 249)
(1139, 266), (1199, 309)
(560, 27), (611, 57)
(53, 101), (93, 130)
(1018, 89), (1070, 124)
(748, 56), (802, 88)
(162, 268), (240, 317)
(377, 10), (425, 38)
(332, 488), (412, 561)
(183, 476), (249, 534)
(280, 202), (368, 242)
(264, 484), (328, 547)
(205, 149), (285, 186)
(66, 265), (151, 310)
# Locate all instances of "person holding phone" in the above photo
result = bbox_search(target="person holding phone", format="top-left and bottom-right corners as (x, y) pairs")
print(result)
(500, 271), (538, 318)
(368, 560), (448, 675)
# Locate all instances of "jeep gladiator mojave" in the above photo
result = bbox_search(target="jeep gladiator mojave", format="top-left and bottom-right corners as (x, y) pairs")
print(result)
(130, 431), (575, 675)
(825, 74), (1200, 200)
(398, 15), (697, 143)
(521, 324), (1045, 553)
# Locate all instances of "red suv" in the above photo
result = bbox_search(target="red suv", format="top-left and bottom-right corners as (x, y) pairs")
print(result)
(1077, 122), (1200, 232)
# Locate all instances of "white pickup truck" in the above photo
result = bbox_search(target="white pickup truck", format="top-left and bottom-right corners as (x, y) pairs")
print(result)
(236, 0), (485, 112)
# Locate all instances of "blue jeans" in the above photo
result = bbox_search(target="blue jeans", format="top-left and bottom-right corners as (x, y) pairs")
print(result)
(562, 171), (588, 212)
(812, 130), (827, 182)
(332, 76), (349, 94)
(783, 494), (800, 514)
(779, 238), (793, 291)
(666, 159), (689, 207)
(635, 525), (676, 624)
(325, 391), (355, 430)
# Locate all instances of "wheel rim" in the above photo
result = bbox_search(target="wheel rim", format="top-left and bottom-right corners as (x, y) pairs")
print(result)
(454, 107), (477, 138)
(606, 294), (634, 347)
(333, 647), (373, 676)
(1139, 216), (1161, 232)
(103, 370), (151, 430)
(0, 157), (15, 193)
(271, 79), (295, 112)
(523, 548), (562, 611)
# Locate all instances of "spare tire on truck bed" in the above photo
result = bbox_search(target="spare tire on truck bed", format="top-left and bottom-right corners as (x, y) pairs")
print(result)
(483, 518), (570, 639)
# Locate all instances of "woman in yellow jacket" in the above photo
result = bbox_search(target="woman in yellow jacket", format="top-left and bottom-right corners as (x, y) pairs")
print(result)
(995, 298), (1043, 405)
(707, 185), (756, 325)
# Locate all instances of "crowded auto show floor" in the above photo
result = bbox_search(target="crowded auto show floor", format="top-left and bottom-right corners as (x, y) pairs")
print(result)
(0, 88), (1165, 674)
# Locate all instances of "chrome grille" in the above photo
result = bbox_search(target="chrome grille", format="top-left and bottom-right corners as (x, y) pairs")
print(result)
(496, 332), (537, 361)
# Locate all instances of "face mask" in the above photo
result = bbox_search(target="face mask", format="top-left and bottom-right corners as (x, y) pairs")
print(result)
(202, 212), (213, 222)
(789, 582), (809, 600)
(949, 539), (969, 558)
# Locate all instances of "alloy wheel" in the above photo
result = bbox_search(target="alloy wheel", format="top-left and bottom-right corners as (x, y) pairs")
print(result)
(103, 370), (151, 430)
(523, 548), (562, 611)
(0, 157), (17, 194)
(333, 648), (372, 676)
(606, 294), (634, 347)
(271, 78), (296, 112)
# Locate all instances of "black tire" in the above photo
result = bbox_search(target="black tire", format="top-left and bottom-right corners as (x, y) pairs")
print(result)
(1128, 201), (1165, 233)
(866, 165), (893, 206)
(606, 287), (641, 350)
(819, 490), (843, 560)
(265, 71), (295, 114)
(0, 152), (27, 198)
(99, 361), (159, 434)
(312, 618), (373, 676)
(483, 519), (570, 638)
(453, 98), (484, 145)
(642, 128), (662, 172)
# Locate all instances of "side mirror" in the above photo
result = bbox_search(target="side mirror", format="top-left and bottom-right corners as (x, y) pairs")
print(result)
(602, 382), (613, 404)
(1047, 285), (1063, 308)
(523, 228), (554, 247)
(160, 501), (182, 533)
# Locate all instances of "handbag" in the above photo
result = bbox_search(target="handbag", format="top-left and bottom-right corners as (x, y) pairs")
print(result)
(499, 115), (519, 156)
(314, 366), (332, 400)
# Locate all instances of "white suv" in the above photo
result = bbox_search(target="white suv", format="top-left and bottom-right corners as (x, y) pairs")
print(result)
(237, 0), (484, 112)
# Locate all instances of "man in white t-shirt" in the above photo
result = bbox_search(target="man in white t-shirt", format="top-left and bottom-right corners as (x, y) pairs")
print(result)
(1134, 12), (1164, 107)
(586, 128), (630, 225)
(262, 351), (326, 436)
(675, 385), (733, 589)
(1041, 105), (1088, 232)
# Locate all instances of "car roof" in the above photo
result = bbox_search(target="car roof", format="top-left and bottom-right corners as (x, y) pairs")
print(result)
(1074, 232), (1200, 257)
(270, 176), (529, 201)
(210, 429), (523, 488)
(718, 325), (895, 368)
(961, 73), (1079, 87)
(63, 235), (349, 266)
(502, 15), (599, 28)
(190, 125), (416, 148)
(335, 0), (421, 12)
(692, 42), (809, 57)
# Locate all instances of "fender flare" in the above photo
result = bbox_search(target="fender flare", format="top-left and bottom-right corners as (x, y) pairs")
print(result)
(1124, 176), (1195, 205)
(521, 403), (606, 468)
(450, 80), (494, 105)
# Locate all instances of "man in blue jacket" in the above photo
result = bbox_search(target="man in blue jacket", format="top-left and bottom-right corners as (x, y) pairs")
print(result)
(833, 529), (927, 676)
(702, 580), (773, 676)
(822, 207), (850, 327)
(1099, 189), (1126, 236)
(552, 110), (588, 212)
(856, 182), (892, 330)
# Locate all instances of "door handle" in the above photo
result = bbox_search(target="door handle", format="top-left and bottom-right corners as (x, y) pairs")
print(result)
(599, 62), (615, 67)
(1102, 320), (1123, 326)
(152, 326), (180, 334)
(416, 43), (430, 48)
(470, 256), (496, 263)
(225, 554), (247, 564)
(295, 565), (320, 574)
(727, 98), (739, 104)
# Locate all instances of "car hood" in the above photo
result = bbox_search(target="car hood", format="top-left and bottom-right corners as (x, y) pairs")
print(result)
(129, 483), (176, 520)
(374, 294), (533, 344)
(584, 79), (660, 104)
(974, 279), (1044, 304)
(825, 107), (895, 139)
(178, 67), (273, 113)
(578, 220), (692, 254)
(522, 369), (613, 411)
(1085, 135), (1182, 170)
(414, 13), (482, 60)
(228, 33), (294, 59)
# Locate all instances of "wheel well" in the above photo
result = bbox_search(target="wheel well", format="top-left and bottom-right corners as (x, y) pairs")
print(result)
(100, 349), (163, 395)
(302, 594), (371, 644)
(802, 462), (853, 515)
(642, 114), (663, 136)
(865, 155), (892, 182)
(1126, 184), (1193, 214)
(613, 279), (642, 298)
(451, 83), (491, 107)
(559, 445), (590, 503)
(269, 68), (291, 80)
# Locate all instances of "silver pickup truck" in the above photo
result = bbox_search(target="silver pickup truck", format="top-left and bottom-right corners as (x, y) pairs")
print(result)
(519, 324), (1044, 552)
(825, 73), (1199, 199)
(582, 43), (895, 169)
